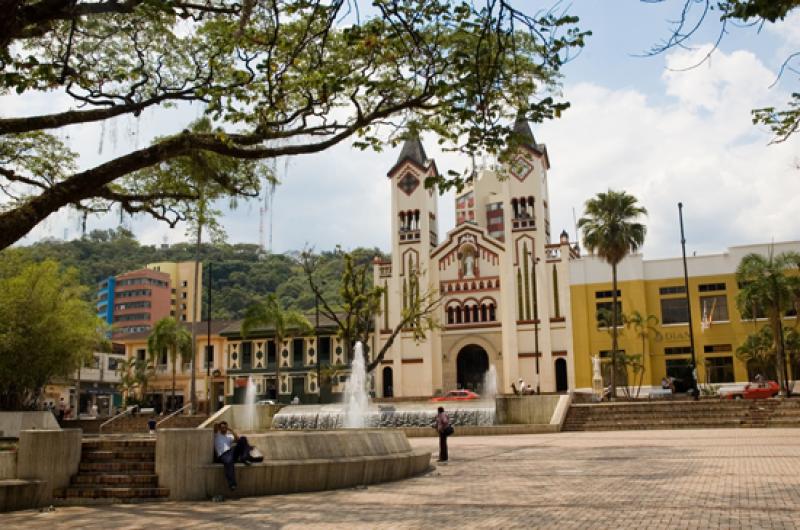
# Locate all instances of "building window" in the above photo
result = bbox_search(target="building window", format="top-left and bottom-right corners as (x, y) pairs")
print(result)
(700, 295), (729, 321)
(660, 298), (689, 324)
(181, 314), (187, 321)
(596, 301), (623, 327)
(293, 338), (304, 367)
(241, 342), (252, 369)
(659, 285), (686, 295)
(108, 357), (120, 371)
(698, 282), (726, 292)
(703, 344), (732, 353)
(705, 356), (734, 383)
(136, 349), (146, 361)
(665, 358), (692, 383)
(664, 346), (692, 355)
(205, 345), (214, 368)
(595, 289), (621, 299)
(182, 280), (188, 288)
(182, 292), (188, 299)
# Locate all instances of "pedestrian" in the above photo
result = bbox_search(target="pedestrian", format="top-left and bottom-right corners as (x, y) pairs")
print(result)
(291, 395), (300, 405)
(434, 406), (452, 462)
(213, 421), (252, 491)
(147, 417), (157, 434)
(517, 378), (527, 394)
(57, 398), (66, 422)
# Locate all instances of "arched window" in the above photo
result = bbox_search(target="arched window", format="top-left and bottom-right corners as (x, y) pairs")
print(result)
(464, 305), (471, 323)
(455, 306), (462, 324)
(399, 211), (406, 230)
(472, 305), (480, 322)
(481, 304), (488, 322)
(447, 307), (454, 324)
(489, 304), (496, 321)
(511, 198), (518, 218)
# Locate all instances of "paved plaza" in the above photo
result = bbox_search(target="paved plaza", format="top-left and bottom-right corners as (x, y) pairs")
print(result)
(7, 428), (800, 529)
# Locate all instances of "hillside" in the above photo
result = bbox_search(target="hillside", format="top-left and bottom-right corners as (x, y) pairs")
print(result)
(8, 228), (387, 319)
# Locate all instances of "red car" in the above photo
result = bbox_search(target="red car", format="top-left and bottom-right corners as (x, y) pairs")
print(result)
(725, 380), (779, 400)
(430, 390), (480, 402)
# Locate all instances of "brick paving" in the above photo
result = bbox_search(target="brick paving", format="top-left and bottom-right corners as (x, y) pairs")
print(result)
(7, 429), (800, 529)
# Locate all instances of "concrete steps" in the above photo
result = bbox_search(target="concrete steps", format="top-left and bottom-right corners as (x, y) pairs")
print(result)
(54, 438), (167, 504)
(563, 399), (800, 432)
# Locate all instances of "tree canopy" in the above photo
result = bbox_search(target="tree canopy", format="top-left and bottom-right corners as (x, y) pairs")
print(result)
(0, 256), (105, 409)
(0, 0), (588, 250)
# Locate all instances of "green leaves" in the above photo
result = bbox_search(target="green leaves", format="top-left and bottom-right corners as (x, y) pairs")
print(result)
(0, 259), (104, 409)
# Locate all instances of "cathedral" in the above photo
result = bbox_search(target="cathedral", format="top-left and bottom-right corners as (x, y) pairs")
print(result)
(372, 118), (580, 398)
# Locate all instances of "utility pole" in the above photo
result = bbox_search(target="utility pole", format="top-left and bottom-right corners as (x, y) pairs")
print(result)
(206, 262), (212, 412)
(315, 293), (321, 404)
(678, 203), (699, 399)
(532, 253), (541, 394)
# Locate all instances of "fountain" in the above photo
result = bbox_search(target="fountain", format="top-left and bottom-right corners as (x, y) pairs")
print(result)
(482, 364), (498, 400)
(342, 341), (369, 428)
(243, 375), (257, 431)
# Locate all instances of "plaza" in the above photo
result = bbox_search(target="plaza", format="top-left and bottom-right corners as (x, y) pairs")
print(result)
(6, 428), (800, 529)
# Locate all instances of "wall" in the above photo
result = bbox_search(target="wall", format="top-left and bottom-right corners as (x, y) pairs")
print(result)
(0, 452), (16, 479)
(16, 429), (82, 504)
(0, 412), (60, 438)
(495, 395), (563, 425)
(198, 404), (282, 432)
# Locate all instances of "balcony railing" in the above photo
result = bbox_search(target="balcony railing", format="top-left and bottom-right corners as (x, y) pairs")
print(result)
(399, 229), (420, 242)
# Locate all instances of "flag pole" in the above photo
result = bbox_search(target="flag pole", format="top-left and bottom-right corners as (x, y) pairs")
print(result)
(679, 203), (699, 398)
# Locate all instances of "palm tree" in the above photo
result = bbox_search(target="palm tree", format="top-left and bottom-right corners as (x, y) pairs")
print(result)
(735, 326), (777, 381)
(735, 251), (800, 396)
(578, 190), (647, 398)
(242, 294), (312, 403)
(626, 310), (662, 397)
(117, 357), (154, 406)
(147, 317), (193, 412)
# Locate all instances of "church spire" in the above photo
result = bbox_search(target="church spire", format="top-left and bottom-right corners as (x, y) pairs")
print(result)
(396, 136), (428, 167)
(512, 113), (537, 148)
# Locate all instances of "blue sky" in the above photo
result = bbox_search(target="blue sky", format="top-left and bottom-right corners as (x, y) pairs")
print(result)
(12, 1), (800, 259)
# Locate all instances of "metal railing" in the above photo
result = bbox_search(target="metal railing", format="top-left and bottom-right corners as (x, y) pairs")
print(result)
(99, 406), (134, 433)
(156, 403), (192, 428)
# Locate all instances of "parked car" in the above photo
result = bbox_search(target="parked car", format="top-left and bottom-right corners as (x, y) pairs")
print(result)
(256, 399), (277, 405)
(717, 383), (747, 398)
(430, 390), (480, 402)
(723, 381), (779, 400)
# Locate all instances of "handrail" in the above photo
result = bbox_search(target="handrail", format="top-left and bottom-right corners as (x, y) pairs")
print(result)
(156, 403), (192, 428)
(99, 406), (134, 433)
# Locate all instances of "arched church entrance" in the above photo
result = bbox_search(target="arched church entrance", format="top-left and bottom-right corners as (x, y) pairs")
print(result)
(382, 366), (393, 398)
(456, 345), (489, 392)
(555, 358), (568, 392)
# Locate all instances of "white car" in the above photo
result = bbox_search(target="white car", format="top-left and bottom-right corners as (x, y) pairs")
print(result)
(256, 399), (276, 405)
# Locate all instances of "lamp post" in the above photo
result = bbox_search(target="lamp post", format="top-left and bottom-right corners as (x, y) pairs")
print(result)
(315, 292), (321, 404)
(526, 248), (541, 393)
(205, 262), (212, 413)
(678, 203), (699, 399)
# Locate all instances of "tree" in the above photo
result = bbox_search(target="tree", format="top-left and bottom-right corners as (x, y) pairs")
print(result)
(0, 1), (589, 250)
(117, 357), (154, 406)
(0, 258), (104, 409)
(147, 317), (193, 411)
(735, 326), (778, 381)
(735, 250), (800, 395)
(241, 293), (312, 401)
(578, 189), (647, 398)
(625, 309), (662, 398)
(302, 248), (441, 373)
(644, 0), (800, 142)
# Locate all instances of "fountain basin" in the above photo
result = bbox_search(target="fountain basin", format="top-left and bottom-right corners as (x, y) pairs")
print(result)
(272, 400), (497, 430)
(156, 428), (432, 500)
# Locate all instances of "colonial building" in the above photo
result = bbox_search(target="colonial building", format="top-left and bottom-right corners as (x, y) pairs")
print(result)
(372, 119), (579, 398)
(570, 241), (800, 391)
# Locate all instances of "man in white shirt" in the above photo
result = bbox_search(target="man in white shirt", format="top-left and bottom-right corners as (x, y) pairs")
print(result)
(214, 421), (252, 490)
(518, 378), (527, 394)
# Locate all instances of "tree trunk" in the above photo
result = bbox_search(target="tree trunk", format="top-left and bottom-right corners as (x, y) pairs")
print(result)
(171, 359), (176, 412)
(772, 313), (788, 397)
(610, 265), (619, 399)
(190, 219), (202, 414)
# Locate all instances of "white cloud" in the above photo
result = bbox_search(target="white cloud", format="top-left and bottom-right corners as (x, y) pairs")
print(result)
(542, 45), (800, 259)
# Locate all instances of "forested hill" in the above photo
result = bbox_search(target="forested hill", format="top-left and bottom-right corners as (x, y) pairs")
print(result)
(8, 228), (387, 319)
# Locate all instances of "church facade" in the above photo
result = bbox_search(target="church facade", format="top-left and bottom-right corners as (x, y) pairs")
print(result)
(372, 119), (579, 398)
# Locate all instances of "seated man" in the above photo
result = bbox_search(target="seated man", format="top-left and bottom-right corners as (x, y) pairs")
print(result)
(214, 421), (252, 491)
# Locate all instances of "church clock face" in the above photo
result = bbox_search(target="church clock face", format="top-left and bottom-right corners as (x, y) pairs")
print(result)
(398, 171), (420, 195)
(510, 156), (533, 182)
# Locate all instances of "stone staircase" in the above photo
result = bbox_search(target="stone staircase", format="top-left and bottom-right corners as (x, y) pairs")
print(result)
(54, 438), (168, 503)
(63, 414), (207, 434)
(563, 398), (800, 432)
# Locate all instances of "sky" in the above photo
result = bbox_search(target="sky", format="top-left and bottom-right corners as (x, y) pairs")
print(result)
(9, 0), (800, 259)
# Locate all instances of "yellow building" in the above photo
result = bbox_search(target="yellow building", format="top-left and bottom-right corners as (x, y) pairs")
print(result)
(570, 241), (800, 391)
(146, 261), (203, 323)
(117, 321), (231, 413)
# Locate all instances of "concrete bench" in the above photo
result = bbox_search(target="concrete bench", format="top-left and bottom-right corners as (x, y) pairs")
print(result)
(0, 479), (46, 512)
(648, 389), (673, 400)
(200, 448), (431, 497)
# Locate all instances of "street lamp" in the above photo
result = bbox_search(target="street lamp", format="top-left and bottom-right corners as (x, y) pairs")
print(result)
(678, 203), (699, 400)
(526, 248), (541, 394)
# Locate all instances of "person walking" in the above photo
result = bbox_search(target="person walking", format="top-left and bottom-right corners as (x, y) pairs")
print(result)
(434, 406), (451, 462)
(57, 398), (66, 422)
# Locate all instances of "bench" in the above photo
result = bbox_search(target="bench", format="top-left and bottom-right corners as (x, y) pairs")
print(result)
(649, 389), (673, 400)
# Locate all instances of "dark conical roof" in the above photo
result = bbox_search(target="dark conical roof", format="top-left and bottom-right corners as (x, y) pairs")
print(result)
(512, 115), (536, 147)
(396, 136), (427, 166)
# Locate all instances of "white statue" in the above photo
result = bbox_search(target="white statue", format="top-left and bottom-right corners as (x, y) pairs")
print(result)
(592, 355), (602, 381)
(464, 253), (475, 277)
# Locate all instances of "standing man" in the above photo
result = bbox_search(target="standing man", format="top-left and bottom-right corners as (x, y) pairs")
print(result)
(434, 406), (451, 462)
(57, 397), (66, 422)
(213, 421), (253, 491)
